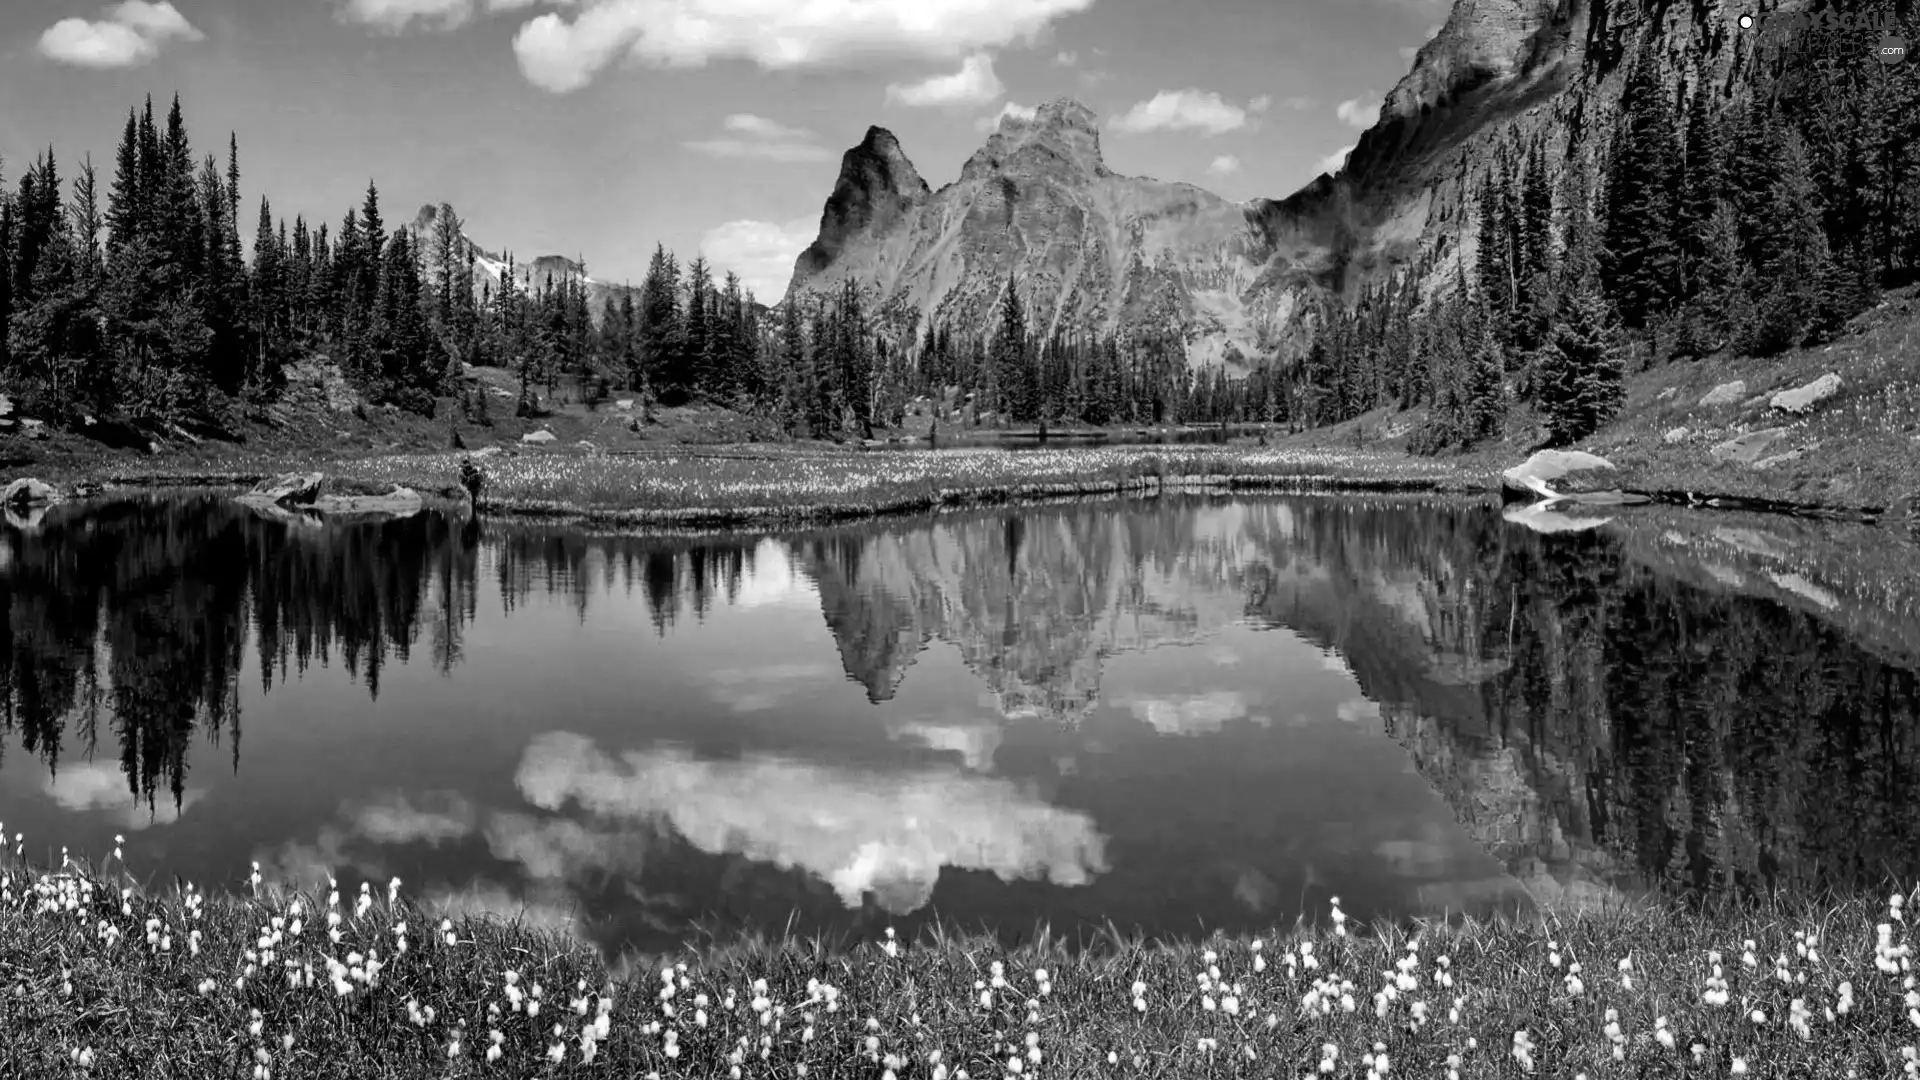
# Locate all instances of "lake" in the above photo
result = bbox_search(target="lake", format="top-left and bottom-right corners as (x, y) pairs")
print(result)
(4, 491), (1919, 960)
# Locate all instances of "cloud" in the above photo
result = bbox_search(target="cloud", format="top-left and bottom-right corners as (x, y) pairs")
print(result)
(1206, 154), (1241, 177)
(38, 1), (203, 68)
(44, 761), (206, 830)
(698, 216), (817, 305)
(701, 662), (838, 712)
(695, 111), (837, 161)
(1281, 95), (1314, 110)
(1247, 94), (1271, 113)
(685, 113), (831, 163)
(721, 113), (812, 141)
(1110, 88), (1256, 136)
(1053, 49), (1077, 65)
(1399, 24), (1443, 60)
(515, 731), (1108, 915)
(1314, 144), (1355, 176)
(1336, 95), (1381, 129)
(885, 52), (1003, 108)
(975, 100), (1038, 132)
(510, 0), (1092, 93)
(334, 0), (473, 32)
(1125, 691), (1259, 737)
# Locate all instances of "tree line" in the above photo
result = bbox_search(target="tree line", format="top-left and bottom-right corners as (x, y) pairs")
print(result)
(1292, 1), (1920, 451)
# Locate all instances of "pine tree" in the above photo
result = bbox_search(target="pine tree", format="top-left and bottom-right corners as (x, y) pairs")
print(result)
(1677, 78), (1725, 302)
(1602, 46), (1682, 328)
(1537, 267), (1623, 446)
(990, 273), (1027, 420)
(1750, 128), (1830, 354)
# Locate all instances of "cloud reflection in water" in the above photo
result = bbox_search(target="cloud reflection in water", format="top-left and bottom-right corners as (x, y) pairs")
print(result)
(515, 731), (1109, 914)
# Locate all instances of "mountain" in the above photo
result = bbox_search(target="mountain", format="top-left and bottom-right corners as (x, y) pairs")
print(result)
(785, 100), (1305, 373)
(787, 0), (1745, 371)
(409, 204), (639, 320)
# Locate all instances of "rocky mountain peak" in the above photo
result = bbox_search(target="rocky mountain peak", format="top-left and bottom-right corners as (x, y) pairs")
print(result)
(963, 96), (1108, 182)
(791, 125), (932, 284)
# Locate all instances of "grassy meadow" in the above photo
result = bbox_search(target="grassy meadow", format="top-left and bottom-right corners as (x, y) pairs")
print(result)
(324, 444), (1477, 526)
(4, 834), (1918, 1079)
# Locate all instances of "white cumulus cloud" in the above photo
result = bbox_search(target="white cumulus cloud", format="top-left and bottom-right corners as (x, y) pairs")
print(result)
(1336, 95), (1381, 129)
(1206, 154), (1241, 176)
(38, 1), (203, 68)
(975, 99), (1038, 132)
(335, 0), (474, 32)
(699, 216), (818, 305)
(1110, 88), (1256, 136)
(686, 112), (832, 162)
(886, 52), (1003, 108)
(511, 0), (1091, 94)
(1314, 143), (1355, 176)
(1053, 49), (1077, 65)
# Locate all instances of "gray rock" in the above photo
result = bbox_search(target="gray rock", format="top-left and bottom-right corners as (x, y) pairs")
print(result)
(0, 392), (12, 417)
(2, 477), (61, 508)
(1709, 427), (1790, 466)
(1698, 380), (1747, 407)
(1663, 426), (1691, 445)
(21, 418), (46, 439)
(307, 485), (424, 522)
(1754, 441), (1818, 470)
(521, 429), (557, 445)
(1770, 372), (1842, 414)
(613, 399), (635, 412)
(1656, 387), (1678, 401)
(1501, 449), (1616, 499)
(470, 446), (503, 459)
(243, 471), (324, 505)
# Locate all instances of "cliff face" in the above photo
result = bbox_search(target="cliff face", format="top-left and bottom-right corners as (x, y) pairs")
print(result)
(785, 99), (1307, 373)
(790, 0), (1747, 367)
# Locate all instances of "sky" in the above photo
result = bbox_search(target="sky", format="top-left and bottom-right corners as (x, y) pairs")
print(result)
(0, 0), (1449, 302)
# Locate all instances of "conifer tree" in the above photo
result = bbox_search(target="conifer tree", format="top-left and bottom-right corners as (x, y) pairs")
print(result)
(1602, 46), (1681, 328)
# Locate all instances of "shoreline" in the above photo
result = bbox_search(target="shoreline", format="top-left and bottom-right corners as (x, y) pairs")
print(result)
(11, 443), (1912, 533)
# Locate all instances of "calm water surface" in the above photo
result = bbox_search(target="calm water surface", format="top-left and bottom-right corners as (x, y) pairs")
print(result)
(3, 493), (1918, 958)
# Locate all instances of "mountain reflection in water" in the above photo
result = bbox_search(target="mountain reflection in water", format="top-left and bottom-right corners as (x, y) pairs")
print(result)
(3, 492), (1918, 958)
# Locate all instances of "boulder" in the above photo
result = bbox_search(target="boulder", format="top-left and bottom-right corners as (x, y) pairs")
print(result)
(1663, 426), (1690, 445)
(1500, 449), (1617, 500)
(1770, 372), (1842, 414)
(2, 477), (61, 508)
(1709, 428), (1790, 466)
(613, 399), (635, 412)
(244, 471), (325, 505)
(1655, 387), (1677, 401)
(470, 446), (503, 459)
(1698, 380), (1747, 407)
(0, 393), (12, 419)
(21, 418), (46, 439)
(521, 429), (557, 445)
(306, 485), (424, 522)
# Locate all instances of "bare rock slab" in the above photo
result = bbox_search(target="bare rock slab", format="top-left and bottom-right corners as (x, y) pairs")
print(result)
(1770, 373), (1842, 415)
(1501, 449), (1617, 500)
(1710, 428), (1791, 466)
(1698, 380), (1747, 407)
(241, 472), (324, 506)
